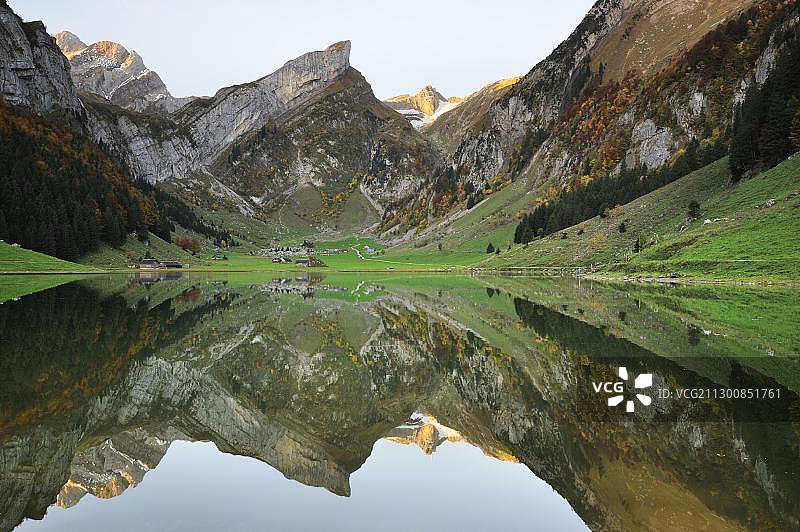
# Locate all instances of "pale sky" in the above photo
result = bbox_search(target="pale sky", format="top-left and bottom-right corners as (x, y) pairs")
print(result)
(10, 0), (595, 100)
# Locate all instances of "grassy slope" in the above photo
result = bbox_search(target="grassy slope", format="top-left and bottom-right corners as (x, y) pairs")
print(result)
(0, 242), (95, 273)
(80, 232), (199, 269)
(0, 242), (92, 300)
(380, 178), (536, 267)
(480, 156), (800, 280)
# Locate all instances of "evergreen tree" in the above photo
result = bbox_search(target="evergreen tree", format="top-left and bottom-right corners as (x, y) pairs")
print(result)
(688, 201), (701, 219)
(790, 100), (800, 150)
(486, 243), (495, 254)
(760, 92), (792, 167)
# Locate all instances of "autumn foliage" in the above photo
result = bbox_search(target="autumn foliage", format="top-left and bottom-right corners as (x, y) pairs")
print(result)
(0, 102), (166, 260)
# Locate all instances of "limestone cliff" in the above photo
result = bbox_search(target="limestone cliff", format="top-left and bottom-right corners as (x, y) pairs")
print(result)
(0, 1), (81, 115)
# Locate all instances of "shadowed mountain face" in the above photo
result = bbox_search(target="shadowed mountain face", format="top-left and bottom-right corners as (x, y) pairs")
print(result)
(1, 275), (799, 531)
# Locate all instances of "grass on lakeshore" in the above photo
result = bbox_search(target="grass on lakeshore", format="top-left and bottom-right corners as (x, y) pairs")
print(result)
(0, 242), (95, 273)
(480, 156), (800, 281)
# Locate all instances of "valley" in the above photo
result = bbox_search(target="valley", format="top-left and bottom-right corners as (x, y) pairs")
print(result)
(1, 0), (799, 283)
(2, 2), (800, 530)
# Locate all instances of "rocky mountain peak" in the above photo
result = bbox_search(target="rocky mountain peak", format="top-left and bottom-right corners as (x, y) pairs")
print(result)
(55, 31), (191, 113)
(270, 39), (351, 86)
(53, 30), (85, 58)
(413, 85), (447, 115)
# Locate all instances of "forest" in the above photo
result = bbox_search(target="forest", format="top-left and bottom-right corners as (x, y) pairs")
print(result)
(0, 103), (233, 261)
(729, 25), (800, 180)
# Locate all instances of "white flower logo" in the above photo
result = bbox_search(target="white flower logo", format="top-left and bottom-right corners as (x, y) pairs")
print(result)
(608, 367), (653, 412)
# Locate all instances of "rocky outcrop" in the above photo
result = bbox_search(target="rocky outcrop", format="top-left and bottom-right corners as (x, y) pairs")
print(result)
(385, 85), (448, 116)
(0, 2), (81, 115)
(624, 118), (673, 169)
(384, 85), (459, 128)
(55, 31), (192, 114)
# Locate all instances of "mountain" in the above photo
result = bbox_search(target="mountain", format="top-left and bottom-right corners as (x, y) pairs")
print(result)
(81, 41), (441, 239)
(2, 1), (441, 248)
(54, 31), (192, 113)
(385, 0), (798, 248)
(0, 2), (238, 262)
(384, 85), (461, 128)
(422, 77), (520, 157)
(447, 0), (760, 191)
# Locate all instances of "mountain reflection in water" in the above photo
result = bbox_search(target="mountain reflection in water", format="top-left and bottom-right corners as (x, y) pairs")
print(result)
(1, 274), (799, 531)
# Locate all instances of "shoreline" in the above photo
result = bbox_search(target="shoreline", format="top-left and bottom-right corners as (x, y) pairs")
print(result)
(1, 267), (799, 287)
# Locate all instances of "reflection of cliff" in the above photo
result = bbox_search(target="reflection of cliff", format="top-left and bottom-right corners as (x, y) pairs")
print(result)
(1, 278), (799, 531)
(57, 428), (176, 509)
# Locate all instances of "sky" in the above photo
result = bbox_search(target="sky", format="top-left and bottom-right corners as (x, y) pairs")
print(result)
(10, 0), (595, 100)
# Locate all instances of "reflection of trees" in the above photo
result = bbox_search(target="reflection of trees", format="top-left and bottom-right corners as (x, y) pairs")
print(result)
(2, 283), (800, 531)
(0, 283), (233, 441)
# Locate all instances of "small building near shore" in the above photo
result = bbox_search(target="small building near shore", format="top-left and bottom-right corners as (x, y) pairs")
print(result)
(139, 259), (162, 269)
(138, 259), (183, 269)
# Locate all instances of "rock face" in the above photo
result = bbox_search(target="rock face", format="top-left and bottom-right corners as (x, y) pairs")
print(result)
(0, 1), (81, 115)
(54, 31), (192, 114)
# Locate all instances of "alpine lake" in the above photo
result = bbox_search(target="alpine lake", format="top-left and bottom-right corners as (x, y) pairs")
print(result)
(1, 273), (799, 531)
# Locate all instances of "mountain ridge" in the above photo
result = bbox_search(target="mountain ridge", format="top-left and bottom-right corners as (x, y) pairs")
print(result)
(54, 30), (193, 114)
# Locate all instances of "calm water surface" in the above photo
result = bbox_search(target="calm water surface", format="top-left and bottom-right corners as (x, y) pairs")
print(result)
(1, 273), (798, 531)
